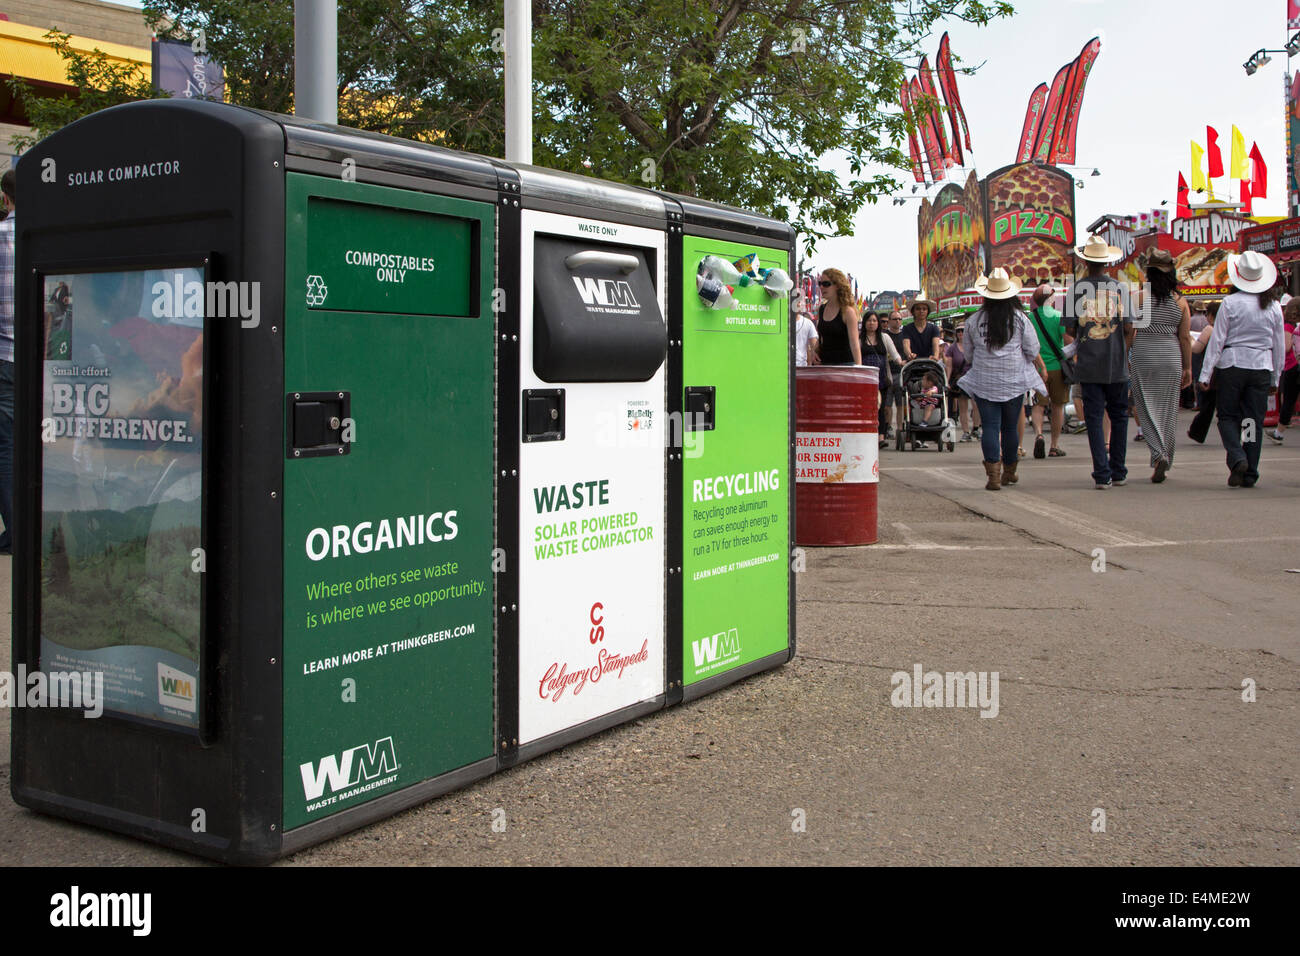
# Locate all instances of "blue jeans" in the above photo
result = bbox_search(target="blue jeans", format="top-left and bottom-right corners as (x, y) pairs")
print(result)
(1214, 366), (1270, 484)
(0, 359), (12, 550)
(973, 396), (1021, 466)
(1081, 380), (1128, 483)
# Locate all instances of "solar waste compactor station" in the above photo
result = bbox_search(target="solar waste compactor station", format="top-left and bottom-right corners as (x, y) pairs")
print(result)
(12, 99), (796, 863)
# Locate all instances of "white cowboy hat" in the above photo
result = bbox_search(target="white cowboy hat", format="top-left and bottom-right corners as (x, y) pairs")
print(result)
(975, 267), (1023, 300)
(909, 297), (938, 314)
(1075, 234), (1123, 263)
(1226, 250), (1278, 294)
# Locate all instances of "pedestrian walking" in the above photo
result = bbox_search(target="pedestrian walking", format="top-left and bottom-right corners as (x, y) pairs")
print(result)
(1129, 249), (1192, 483)
(1069, 234), (1134, 489)
(815, 269), (862, 366)
(1187, 301), (1220, 444)
(944, 325), (975, 440)
(1266, 297), (1298, 443)
(859, 311), (901, 447)
(882, 311), (907, 439)
(1027, 283), (1071, 458)
(958, 268), (1047, 490)
(795, 306), (819, 367)
(901, 297), (944, 362)
(1198, 251), (1286, 488)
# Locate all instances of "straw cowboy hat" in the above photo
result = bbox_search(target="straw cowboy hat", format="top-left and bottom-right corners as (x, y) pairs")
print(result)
(1075, 234), (1123, 263)
(975, 267), (1022, 300)
(1226, 250), (1278, 294)
(909, 295), (938, 314)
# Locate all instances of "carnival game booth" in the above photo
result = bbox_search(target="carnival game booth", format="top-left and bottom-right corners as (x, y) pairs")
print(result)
(13, 98), (795, 863)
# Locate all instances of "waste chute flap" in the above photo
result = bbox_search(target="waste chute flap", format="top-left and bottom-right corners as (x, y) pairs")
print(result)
(533, 235), (666, 382)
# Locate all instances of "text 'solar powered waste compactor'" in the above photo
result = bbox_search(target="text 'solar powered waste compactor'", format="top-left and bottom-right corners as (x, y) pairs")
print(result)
(12, 98), (793, 863)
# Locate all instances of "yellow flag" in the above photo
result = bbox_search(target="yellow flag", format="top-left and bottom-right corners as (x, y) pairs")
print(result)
(1231, 125), (1248, 179)
(1191, 141), (1206, 191)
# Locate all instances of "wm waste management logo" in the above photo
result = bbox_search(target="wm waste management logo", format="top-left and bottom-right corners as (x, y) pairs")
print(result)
(692, 627), (741, 675)
(300, 737), (400, 813)
(572, 276), (640, 311)
(157, 663), (196, 713)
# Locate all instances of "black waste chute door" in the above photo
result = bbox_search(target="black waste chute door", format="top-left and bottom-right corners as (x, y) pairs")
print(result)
(533, 234), (666, 382)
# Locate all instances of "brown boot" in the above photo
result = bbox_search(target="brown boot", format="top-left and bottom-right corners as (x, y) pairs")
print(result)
(1002, 459), (1019, 485)
(983, 460), (1001, 490)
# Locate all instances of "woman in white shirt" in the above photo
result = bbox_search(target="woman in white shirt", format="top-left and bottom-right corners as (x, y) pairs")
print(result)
(1197, 251), (1286, 488)
(959, 269), (1048, 490)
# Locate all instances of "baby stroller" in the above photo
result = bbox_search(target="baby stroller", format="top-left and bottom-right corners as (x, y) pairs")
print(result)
(895, 358), (956, 452)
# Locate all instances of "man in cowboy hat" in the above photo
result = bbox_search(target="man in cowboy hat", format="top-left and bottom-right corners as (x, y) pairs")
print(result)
(1198, 250), (1287, 487)
(901, 296), (943, 363)
(1068, 233), (1134, 489)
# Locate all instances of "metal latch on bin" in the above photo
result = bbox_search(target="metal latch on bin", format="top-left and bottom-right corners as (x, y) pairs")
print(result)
(287, 391), (351, 458)
(685, 386), (716, 431)
(522, 388), (564, 442)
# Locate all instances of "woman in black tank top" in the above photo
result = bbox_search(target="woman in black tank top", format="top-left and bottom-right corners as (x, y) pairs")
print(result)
(815, 269), (862, 366)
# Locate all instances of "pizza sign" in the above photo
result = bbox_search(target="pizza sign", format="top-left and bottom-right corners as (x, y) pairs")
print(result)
(983, 162), (1076, 285)
(990, 209), (1074, 246)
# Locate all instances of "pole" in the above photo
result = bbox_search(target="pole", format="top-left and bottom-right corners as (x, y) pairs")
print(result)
(504, 0), (533, 164)
(294, 0), (337, 124)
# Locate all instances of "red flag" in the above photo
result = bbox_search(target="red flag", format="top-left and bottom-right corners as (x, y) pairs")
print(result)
(1051, 37), (1102, 166)
(1240, 177), (1253, 214)
(918, 56), (955, 165)
(1249, 142), (1267, 198)
(1176, 172), (1191, 219)
(1033, 62), (1073, 163)
(1207, 126), (1225, 178)
(911, 77), (946, 181)
(937, 33), (972, 154)
(1017, 83), (1049, 163)
(900, 82), (929, 183)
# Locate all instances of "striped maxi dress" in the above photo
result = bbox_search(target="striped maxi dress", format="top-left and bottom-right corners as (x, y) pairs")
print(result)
(1130, 294), (1184, 467)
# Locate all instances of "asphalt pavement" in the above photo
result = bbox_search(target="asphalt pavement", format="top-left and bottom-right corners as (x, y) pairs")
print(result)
(2, 407), (1296, 865)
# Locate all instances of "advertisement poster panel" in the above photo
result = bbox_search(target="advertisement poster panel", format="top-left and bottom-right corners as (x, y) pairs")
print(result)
(983, 162), (1076, 285)
(917, 174), (985, 301)
(281, 176), (496, 830)
(40, 268), (205, 731)
(682, 235), (790, 686)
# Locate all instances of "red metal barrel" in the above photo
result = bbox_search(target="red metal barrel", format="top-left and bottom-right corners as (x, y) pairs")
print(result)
(795, 366), (879, 546)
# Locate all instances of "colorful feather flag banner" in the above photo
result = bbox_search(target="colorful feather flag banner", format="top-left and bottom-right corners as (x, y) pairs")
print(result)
(1017, 83), (1049, 164)
(911, 76), (947, 181)
(1240, 177), (1253, 214)
(1033, 62), (1073, 163)
(1051, 37), (1100, 165)
(918, 57), (954, 165)
(1230, 125), (1248, 179)
(937, 33), (972, 153)
(900, 83), (928, 183)
(1249, 141), (1267, 198)
(1190, 141), (1206, 191)
(1206, 126), (1225, 178)
(1177, 172), (1191, 219)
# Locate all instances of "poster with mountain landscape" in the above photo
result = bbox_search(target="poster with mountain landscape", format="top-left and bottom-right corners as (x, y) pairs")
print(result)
(40, 268), (205, 731)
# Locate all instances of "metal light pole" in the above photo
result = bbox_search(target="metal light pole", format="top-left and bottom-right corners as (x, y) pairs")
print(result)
(504, 0), (533, 164)
(294, 0), (337, 124)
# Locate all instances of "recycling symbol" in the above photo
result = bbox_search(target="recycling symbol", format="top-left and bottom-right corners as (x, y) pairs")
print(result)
(306, 274), (329, 307)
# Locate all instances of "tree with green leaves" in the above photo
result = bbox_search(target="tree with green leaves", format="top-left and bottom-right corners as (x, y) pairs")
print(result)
(7, 30), (164, 151)
(23, 1), (1013, 246)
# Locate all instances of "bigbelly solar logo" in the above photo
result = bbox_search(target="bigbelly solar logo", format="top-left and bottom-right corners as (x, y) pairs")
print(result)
(301, 737), (400, 813)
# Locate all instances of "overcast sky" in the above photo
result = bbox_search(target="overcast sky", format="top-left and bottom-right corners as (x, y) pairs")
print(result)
(811, 0), (1294, 294)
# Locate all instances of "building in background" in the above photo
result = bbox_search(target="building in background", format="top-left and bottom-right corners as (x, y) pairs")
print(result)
(0, 0), (152, 163)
